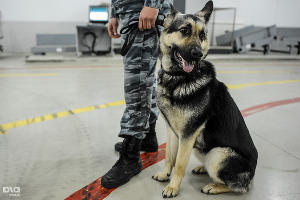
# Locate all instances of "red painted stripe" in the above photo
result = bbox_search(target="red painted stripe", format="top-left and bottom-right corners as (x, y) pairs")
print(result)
(241, 97), (300, 117)
(65, 143), (166, 200)
(65, 97), (300, 200)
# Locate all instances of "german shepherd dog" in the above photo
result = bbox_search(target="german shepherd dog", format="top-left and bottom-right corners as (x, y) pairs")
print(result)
(152, 1), (258, 198)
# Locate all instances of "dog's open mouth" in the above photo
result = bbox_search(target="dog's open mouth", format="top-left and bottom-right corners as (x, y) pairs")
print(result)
(174, 51), (196, 73)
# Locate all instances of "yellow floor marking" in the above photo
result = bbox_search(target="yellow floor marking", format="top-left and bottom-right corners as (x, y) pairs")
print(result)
(227, 80), (300, 89)
(0, 73), (58, 77)
(1, 79), (300, 135)
(0, 100), (125, 135)
(44, 114), (54, 121)
(217, 70), (291, 74)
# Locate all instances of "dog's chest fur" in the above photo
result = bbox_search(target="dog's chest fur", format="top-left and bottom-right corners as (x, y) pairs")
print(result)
(157, 82), (210, 138)
(157, 90), (192, 135)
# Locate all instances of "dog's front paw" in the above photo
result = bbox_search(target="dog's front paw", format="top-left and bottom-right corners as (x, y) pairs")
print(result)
(192, 166), (207, 175)
(162, 184), (179, 198)
(152, 172), (170, 182)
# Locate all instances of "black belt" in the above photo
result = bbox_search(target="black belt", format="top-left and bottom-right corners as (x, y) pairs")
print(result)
(119, 14), (165, 56)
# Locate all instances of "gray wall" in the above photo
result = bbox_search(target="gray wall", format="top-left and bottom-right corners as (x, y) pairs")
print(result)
(0, 0), (109, 53)
(0, 0), (109, 22)
(1, 0), (300, 53)
(186, 0), (300, 27)
(187, 0), (300, 46)
(173, 0), (185, 14)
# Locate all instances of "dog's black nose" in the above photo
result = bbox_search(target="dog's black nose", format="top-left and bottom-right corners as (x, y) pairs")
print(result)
(191, 47), (203, 59)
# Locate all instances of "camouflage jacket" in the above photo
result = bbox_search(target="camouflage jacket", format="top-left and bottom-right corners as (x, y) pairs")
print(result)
(111, 0), (172, 18)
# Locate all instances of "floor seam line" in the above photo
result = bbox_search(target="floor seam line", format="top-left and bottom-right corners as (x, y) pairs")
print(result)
(252, 130), (300, 161)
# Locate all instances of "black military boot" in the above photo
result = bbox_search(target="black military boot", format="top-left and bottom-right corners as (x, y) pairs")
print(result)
(101, 136), (142, 189)
(114, 123), (158, 152)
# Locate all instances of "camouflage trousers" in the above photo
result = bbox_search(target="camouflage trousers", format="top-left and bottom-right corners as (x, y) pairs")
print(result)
(118, 13), (160, 140)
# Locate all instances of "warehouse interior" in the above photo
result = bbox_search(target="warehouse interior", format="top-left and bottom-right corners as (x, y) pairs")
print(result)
(0, 0), (300, 200)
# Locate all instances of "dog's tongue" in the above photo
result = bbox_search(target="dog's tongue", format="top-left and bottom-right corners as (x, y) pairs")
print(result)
(182, 59), (194, 73)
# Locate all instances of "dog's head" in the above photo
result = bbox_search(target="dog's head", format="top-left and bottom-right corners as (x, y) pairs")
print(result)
(160, 1), (213, 74)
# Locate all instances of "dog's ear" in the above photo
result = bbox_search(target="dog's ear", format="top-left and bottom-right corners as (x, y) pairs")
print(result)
(195, 0), (214, 24)
(164, 4), (180, 28)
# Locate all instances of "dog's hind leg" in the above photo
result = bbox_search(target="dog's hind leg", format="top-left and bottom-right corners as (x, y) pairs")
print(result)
(201, 183), (231, 194)
(153, 125), (178, 182)
(202, 147), (253, 194)
(200, 147), (234, 194)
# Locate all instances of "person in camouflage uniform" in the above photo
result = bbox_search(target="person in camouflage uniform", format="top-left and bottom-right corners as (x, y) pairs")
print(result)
(101, 0), (172, 189)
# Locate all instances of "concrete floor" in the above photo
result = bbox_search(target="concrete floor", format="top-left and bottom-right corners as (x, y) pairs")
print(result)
(0, 54), (300, 200)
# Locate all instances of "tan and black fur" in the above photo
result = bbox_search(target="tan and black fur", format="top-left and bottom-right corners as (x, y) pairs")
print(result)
(152, 1), (258, 198)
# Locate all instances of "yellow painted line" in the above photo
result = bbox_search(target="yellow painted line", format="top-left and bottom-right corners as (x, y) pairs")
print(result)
(0, 73), (58, 77)
(1, 79), (300, 135)
(217, 70), (291, 74)
(0, 100), (125, 135)
(227, 80), (300, 89)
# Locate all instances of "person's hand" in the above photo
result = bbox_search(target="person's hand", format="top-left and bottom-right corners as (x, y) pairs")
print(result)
(139, 6), (159, 31)
(108, 18), (121, 38)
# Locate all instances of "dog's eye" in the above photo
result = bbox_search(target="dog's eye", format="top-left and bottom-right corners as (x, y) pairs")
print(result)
(199, 31), (206, 41)
(180, 28), (191, 35)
